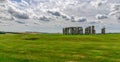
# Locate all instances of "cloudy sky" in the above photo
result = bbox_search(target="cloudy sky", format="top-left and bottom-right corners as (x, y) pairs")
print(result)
(0, 0), (120, 33)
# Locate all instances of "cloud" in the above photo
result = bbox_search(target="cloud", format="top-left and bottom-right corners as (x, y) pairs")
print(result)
(109, 4), (120, 20)
(8, 5), (29, 19)
(61, 15), (70, 20)
(70, 16), (75, 22)
(96, 14), (108, 19)
(77, 17), (87, 22)
(89, 20), (103, 24)
(48, 11), (61, 16)
(15, 20), (26, 24)
(21, 0), (29, 6)
(47, 10), (71, 20)
(38, 16), (50, 21)
(0, 0), (6, 3)
(90, 0), (108, 8)
(0, 4), (12, 20)
(71, 16), (87, 22)
(1, 0), (119, 22)
(0, 0), (120, 33)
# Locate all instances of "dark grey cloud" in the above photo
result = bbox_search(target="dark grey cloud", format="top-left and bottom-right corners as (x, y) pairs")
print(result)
(47, 11), (61, 16)
(39, 16), (50, 21)
(96, 14), (108, 19)
(77, 17), (87, 22)
(13, 13), (29, 19)
(47, 10), (71, 20)
(71, 16), (76, 22)
(8, 6), (29, 19)
(0, 0), (6, 2)
(109, 4), (120, 20)
(89, 21), (102, 24)
(61, 15), (70, 20)
(15, 20), (26, 24)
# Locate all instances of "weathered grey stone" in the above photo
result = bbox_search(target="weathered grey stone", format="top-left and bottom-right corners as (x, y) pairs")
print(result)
(63, 26), (97, 35)
(63, 28), (65, 34)
(88, 26), (92, 34)
(101, 27), (106, 34)
(85, 27), (89, 34)
(78, 27), (83, 34)
(92, 26), (96, 34)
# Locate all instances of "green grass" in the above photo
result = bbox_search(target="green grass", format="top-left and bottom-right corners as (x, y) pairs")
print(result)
(0, 33), (120, 62)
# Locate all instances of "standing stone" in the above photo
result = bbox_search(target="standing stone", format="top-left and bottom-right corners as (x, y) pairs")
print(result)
(78, 27), (83, 34)
(85, 27), (87, 34)
(64, 28), (67, 35)
(69, 27), (71, 34)
(74, 27), (78, 35)
(67, 27), (69, 35)
(64, 27), (68, 35)
(74, 27), (78, 34)
(85, 27), (89, 34)
(71, 27), (74, 35)
(80, 27), (83, 34)
(88, 26), (92, 34)
(101, 27), (106, 34)
(63, 28), (65, 34)
(73, 27), (75, 35)
(69, 27), (75, 35)
(92, 26), (96, 34)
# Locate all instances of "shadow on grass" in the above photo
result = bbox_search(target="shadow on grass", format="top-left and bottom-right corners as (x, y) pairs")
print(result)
(23, 37), (39, 40)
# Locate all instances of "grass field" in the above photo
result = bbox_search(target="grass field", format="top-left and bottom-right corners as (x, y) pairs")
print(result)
(0, 33), (120, 62)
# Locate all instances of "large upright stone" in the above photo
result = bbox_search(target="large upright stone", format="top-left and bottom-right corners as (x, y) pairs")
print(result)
(85, 27), (89, 34)
(66, 27), (70, 35)
(63, 28), (65, 34)
(92, 26), (96, 34)
(88, 26), (92, 34)
(69, 27), (74, 34)
(74, 27), (78, 35)
(101, 27), (106, 34)
(64, 28), (67, 35)
(78, 27), (83, 34)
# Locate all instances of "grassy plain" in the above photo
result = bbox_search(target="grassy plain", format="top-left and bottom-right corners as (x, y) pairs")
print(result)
(0, 33), (120, 62)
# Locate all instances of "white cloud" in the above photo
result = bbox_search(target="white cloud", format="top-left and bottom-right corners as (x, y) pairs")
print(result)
(48, 11), (61, 16)
(90, 0), (108, 8)
(0, 0), (120, 32)
(8, 5), (29, 19)
(71, 17), (87, 22)
(109, 4), (120, 20)
(1, 0), (118, 22)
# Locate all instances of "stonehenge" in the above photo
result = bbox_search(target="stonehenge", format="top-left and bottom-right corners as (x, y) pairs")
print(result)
(63, 27), (83, 35)
(63, 26), (105, 35)
(85, 26), (96, 34)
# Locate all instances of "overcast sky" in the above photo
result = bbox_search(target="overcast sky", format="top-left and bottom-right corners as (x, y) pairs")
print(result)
(0, 0), (120, 33)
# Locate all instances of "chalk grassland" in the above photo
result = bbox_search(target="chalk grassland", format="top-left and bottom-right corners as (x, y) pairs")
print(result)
(0, 34), (120, 62)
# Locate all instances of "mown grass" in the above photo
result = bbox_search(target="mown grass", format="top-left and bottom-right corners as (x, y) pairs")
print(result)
(0, 33), (120, 62)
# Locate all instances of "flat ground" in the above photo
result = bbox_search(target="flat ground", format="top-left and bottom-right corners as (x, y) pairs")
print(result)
(0, 34), (120, 62)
